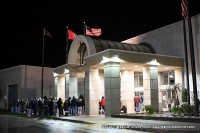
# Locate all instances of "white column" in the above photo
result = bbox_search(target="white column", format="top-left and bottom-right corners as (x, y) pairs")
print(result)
(67, 72), (78, 98)
(175, 68), (183, 85)
(65, 74), (69, 98)
(104, 62), (121, 117)
(143, 65), (159, 111)
(57, 76), (65, 100)
(98, 70), (105, 100)
(121, 70), (134, 113)
(85, 68), (99, 115)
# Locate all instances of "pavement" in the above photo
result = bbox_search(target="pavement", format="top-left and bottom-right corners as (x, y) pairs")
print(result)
(50, 113), (200, 133)
(1, 111), (200, 132)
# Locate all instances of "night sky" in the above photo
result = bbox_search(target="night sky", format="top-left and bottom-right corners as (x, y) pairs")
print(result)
(1, 1), (200, 70)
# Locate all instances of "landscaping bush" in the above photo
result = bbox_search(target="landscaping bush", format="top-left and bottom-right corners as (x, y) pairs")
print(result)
(171, 104), (195, 116)
(180, 103), (195, 116)
(144, 105), (155, 115)
(171, 106), (179, 115)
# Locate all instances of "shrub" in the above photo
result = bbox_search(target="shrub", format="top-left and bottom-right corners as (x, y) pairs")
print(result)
(171, 106), (179, 115)
(180, 104), (195, 116)
(144, 105), (155, 115)
(171, 104), (195, 116)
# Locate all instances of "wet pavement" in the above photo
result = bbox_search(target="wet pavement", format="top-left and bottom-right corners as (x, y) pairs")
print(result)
(0, 113), (200, 133)
(0, 115), (150, 133)
(56, 114), (200, 132)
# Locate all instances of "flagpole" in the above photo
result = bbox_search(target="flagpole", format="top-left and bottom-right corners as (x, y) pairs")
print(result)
(66, 26), (69, 64)
(84, 22), (86, 35)
(83, 22), (86, 103)
(79, 22), (86, 65)
(41, 28), (45, 99)
(186, 0), (199, 117)
(182, 17), (190, 106)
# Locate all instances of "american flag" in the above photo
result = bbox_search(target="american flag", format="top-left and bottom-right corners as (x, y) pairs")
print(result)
(181, 0), (187, 18)
(85, 25), (102, 37)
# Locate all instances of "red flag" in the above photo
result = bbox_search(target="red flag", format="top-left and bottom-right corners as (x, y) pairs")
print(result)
(181, 0), (187, 18)
(68, 29), (77, 40)
(85, 25), (102, 36)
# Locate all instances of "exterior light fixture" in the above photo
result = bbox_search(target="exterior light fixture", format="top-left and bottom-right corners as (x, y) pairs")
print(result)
(148, 59), (160, 66)
(53, 72), (58, 77)
(64, 69), (69, 74)
(101, 55), (121, 64)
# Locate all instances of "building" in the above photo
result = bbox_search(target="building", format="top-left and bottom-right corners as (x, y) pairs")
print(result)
(122, 14), (200, 105)
(54, 36), (183, 117)
(54, 14), (200, 117)
(1, 14), (199, 117)
(0, 65), (55, 109)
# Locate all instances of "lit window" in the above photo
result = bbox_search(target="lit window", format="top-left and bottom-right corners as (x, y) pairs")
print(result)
(134, 72), (143, 88)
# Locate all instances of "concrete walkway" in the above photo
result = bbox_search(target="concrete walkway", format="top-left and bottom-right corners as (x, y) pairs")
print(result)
(54, 114), (200, 133)
(2, 111), (200, 132)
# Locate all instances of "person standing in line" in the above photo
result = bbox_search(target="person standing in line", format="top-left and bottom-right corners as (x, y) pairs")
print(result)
(53, 97), (58, 117)
(48, 98), (54, 116)
(43, 96), (49, 116)
(57, 98), (63, 117)
(68, 97), (72, 115)
(71, 96), (77, 115)
(134, 94), (140, 112)
(63, 98), (68, 116)
(26, 99), (32, 117)
(38, 98), (43, 116)
(100, 96), (105, 114)
(77, 98), (83, 115)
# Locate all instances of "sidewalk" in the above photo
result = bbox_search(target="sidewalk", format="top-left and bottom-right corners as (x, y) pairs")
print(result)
(112, 112), (200, 123)
(54, 112), (200, 124)
(52, 113), (200, 133)
(1, 111), (200, 132)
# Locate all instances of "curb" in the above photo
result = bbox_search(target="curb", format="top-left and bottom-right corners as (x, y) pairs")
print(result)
(47, 116), (95, 125)
(111, 114), (200, 123)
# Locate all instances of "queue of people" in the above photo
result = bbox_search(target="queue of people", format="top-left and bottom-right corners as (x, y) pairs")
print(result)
(9, 94), (144, 116)
(9, 94), (85, 117)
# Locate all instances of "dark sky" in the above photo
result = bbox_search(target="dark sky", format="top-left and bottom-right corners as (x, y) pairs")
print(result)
(1, 1), (200, 70)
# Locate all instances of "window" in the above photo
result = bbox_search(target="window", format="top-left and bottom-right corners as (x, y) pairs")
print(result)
(161, 71), (175, 85)
(134, 72), (143, 88)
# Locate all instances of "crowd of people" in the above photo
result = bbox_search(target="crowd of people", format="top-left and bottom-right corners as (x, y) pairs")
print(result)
(9, 94), (144, 116)
(9, 94), (85, 117)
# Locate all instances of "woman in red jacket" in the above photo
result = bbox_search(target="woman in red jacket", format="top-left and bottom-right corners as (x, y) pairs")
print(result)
(100, 96), (105, 114)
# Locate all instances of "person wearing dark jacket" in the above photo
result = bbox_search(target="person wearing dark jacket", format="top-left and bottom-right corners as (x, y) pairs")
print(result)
(57, 98), (63, 117)
(71, 96), (77, 115)
(43, 96), (49, 116)
(68, 97), (71, 115)
(48, 98), (54, 116)
(63, 98), (68, 116)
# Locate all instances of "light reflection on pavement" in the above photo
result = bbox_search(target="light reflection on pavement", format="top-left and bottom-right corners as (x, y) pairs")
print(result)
(0, 115), (150, 133)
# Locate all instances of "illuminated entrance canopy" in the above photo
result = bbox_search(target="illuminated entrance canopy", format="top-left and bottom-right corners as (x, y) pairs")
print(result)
(54, 35), (184, 117)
